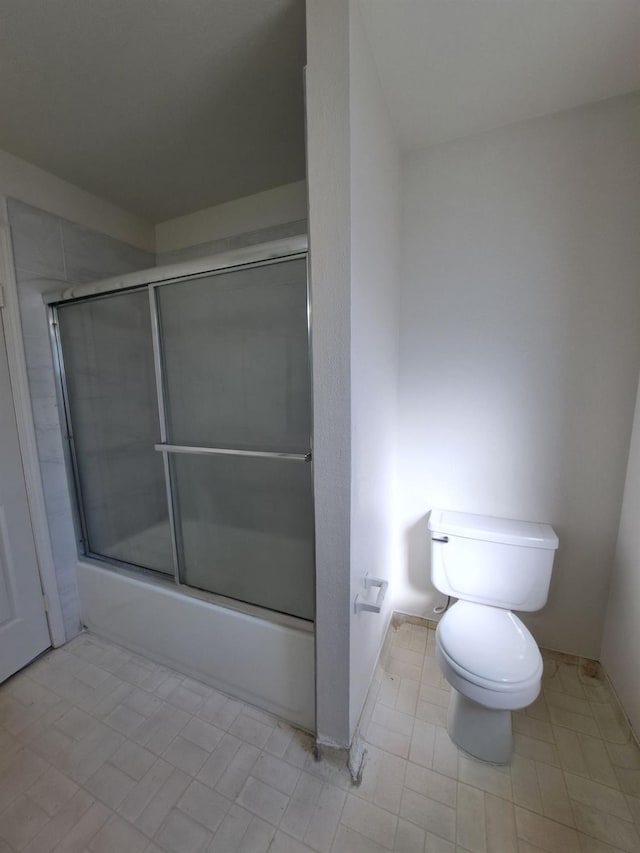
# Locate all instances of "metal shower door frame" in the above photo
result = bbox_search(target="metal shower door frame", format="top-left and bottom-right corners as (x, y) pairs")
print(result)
(148, 253), (313, 599)
(49, 239), (315, 625)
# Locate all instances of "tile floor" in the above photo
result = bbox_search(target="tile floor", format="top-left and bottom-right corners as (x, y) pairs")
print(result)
(0, 625), (638, 852)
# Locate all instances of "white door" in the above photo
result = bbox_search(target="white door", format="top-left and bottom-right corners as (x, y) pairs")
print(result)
(0, 310), (50, 681)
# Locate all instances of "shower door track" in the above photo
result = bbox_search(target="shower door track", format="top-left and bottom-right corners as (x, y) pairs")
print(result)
(45, 236), (308, 305)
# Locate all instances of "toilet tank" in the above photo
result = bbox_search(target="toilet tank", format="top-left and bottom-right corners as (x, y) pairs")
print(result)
(428, 509), (559, 611)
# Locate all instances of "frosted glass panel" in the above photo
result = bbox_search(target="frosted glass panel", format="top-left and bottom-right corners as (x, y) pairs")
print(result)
(56, 291), (173, 574)
(56, 254), (314, 619)
(157, 258), (310, 453)
(172, 453), (314, 620)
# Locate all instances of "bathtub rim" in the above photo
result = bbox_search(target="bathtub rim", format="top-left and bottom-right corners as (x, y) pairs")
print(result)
(77, 553), (314, 635)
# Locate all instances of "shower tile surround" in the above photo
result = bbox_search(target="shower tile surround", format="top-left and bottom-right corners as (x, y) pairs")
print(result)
(0, 627), (638, 852)
(7, 199), (155, 641)
(6, 198), (307, 641)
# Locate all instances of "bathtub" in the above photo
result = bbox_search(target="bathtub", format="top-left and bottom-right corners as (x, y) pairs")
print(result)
(76, 560), (315, 731)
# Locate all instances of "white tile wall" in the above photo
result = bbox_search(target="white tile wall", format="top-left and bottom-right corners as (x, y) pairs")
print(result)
(7, 199), (154, 640)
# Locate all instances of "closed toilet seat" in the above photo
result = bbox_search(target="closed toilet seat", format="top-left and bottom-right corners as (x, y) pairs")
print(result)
(436, 601), (542, 710)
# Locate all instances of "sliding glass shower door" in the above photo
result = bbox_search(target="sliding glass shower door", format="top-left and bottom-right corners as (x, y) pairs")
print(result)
(156, 258), (314, 620)
(54, 253), (314, 621)
(56, 290), (173, 574)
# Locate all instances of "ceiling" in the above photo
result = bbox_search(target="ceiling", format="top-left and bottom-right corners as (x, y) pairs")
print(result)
(0, 0), (306, 222)
(360, 0), (640, 151)
(2, 2), (638, 223)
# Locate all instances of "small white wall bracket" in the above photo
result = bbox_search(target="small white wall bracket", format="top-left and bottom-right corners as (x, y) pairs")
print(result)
(354, 575), (388, 614)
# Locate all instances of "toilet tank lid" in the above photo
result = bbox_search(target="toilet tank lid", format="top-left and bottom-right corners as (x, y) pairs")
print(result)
(428, 509), (559, 550)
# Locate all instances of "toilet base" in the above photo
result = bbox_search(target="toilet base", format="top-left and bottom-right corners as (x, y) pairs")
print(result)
(447, 689), (512, 764)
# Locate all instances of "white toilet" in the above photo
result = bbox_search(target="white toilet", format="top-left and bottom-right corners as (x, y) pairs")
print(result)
(428, 509), (559, 764)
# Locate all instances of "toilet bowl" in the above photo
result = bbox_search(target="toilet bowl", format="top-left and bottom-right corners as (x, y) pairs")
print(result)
(435, 600), (543, 762)
(428, 510), (558, 764)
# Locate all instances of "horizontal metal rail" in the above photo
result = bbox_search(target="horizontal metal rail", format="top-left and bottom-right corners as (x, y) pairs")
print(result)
(154, 443), (311, 462)
(46, 238), (308, 305)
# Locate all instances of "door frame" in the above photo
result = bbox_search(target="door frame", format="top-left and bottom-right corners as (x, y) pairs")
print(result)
(0, 196), (64, 647)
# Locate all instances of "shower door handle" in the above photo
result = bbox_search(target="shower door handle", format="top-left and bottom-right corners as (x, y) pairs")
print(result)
(154, 443), (311, 462)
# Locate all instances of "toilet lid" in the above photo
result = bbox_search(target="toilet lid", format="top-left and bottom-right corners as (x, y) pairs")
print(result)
(437, 601), (542, 686)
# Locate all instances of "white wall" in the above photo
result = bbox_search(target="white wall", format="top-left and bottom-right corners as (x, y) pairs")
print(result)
(155, 181), (307, 254)
(348, 1), (400, 738)
(306, 0), (402, 746)
(397, 93), (640, 658)
(0, 145), (308, 262)
(602, 373), (640, 736)
(306, 0), (352, 747)
(0, 148), (154, 252)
